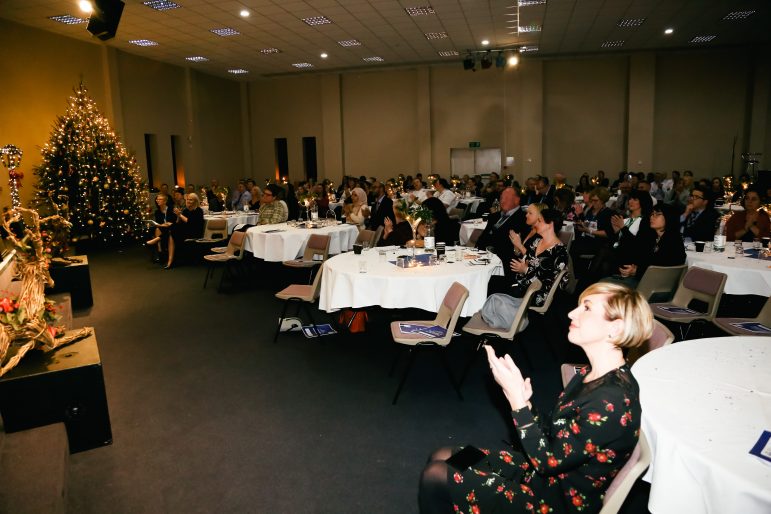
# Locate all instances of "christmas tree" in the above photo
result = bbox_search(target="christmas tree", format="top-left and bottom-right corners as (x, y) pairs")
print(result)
(34, 83), (148, 246)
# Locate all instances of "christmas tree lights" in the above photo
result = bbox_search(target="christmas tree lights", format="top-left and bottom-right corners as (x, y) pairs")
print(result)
(34, 83), (149, 246)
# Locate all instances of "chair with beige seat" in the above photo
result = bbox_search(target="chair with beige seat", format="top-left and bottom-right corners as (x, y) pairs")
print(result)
(389, 282), (468, 405)
(712, 297), (771, 336)
(635, 264), (687, 303)
(202, 230), (246, 291)
(273, 265), (325, 342)
(282, 234), (331, 282)
(598, 430), (652, 514)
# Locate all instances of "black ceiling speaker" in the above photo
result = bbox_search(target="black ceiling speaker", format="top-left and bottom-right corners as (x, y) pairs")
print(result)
(87, 0), (125, 41)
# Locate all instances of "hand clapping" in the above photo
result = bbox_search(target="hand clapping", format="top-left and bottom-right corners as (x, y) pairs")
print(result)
(509, 257), (527, 274)
(484, 346), (532, 411)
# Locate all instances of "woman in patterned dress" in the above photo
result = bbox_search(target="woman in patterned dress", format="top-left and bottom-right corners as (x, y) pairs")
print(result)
(419, 282), (653, 514)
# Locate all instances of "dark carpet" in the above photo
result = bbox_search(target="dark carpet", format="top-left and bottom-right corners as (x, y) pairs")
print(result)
(63, 246), (648, 513)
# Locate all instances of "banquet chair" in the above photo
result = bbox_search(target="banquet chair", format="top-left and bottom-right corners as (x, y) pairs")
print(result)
(194, 218), (228, 244)
(712, 296), (771, 336)
(202, 230), (246, 291)
(529, 269), (569, 315)
(466, 228), (483, 247)
(389, 282), (469, 405)
(598, 430), (652, 514)
(282, 234), (330, 283)
(458, 279), (541, 385)
(273, 265), (324, 342)
(355, 229), (378, 248)
(558, 233), (578, 294)
(635, 264), (687, 303)
(373, 225), (384, 245)
(650, 267), (727, 340)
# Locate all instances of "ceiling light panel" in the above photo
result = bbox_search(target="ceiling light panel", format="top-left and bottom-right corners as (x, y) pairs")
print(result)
(405, 6), (435, 16)
(601, 40), (624, 48)
(690, 35), (716, 43)
(129, 39), (159, 46)
(518, 25), (542, 33)
(260, 48), (281, 54)
(617, 18), (645, 28)
(519, 0), (547, 6)
(338, 39), (362, 47)
(48, 15), (87, 25)
(302, 16), (332, 26)
(363, 56), (384, 62)
(723, 10), (755, 20)
(210, 28), (240, 37)
(292, 63), (314, 68)
(437, 50), (459, 57)
(186, 56), (208, 62)
(519, 45), (539, 53)
(228, 68), (248, 74)
(142, 1), (181, 11)
(424, 32), (448, 39)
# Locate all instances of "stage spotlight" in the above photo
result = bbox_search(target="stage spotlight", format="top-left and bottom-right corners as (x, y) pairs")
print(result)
(463, 53), (476, 71)
(481, 51), (492, 69)
(495, 51), (505, 68)
(508, 53), (520, 66)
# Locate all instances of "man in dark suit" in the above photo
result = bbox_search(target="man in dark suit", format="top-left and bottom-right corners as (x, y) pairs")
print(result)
(476, 187), (529, 280)
(535, 175), (555, 207)
(680, 184), (719, 242)
(367, 181), (394, 230)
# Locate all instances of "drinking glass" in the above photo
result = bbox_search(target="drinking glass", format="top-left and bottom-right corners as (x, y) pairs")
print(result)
(735, 241), (744, 258)
(359, 260), (367, 273)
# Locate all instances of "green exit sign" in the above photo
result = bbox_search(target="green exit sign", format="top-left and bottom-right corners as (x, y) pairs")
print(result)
(469, 141), (481, 148)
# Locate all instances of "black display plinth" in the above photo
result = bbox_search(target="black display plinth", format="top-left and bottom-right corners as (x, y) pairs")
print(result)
(0, 332), (112, 453)
(46, 255), (94, 309)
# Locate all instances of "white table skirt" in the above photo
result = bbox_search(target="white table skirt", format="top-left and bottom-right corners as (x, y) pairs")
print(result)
(204, 213), (259, 234)
(244, 222), (359, 262)
(632, 337), (771, 514)
(459, 219), (486, 246)
(319, 248), (503, 317)
(457, 196), (485, 213)
(686, 243), (771, 296)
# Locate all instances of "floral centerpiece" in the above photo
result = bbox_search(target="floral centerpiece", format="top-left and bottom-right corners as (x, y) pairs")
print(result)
(0, 206), (92, 377)
(394, 199), (433, 257)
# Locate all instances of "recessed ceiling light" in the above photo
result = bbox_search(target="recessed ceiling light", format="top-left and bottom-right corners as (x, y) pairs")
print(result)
(302, 16), (332, 26)
(664, 28), (674, 35)
(363, 56), (384, 62)
(48, 14), (88, 25)
(186, 56), (209, 62)
(508, 55), (520, 66)
(481, 39), (490, 46)
(240, 9), (250, 18)
(228, 68), (249, 75)
(292, 63), (314, 69)
(518, 25), (542, 33)
(142, 0), (181, 11)
(519, 0), (547, 6)
(210, 27), (240, 37)
(519, 45), (539, 53)
(438, 50), (459, 57)
(406, 6), (435, 16)
(690, 35), (716, 43)
(425, 32), (448, 40)
(618, 18), (645, 28)
(129, 39), (159, 47)
(723, 10), (755, 20)
(338, 39), (361, 47)
(79, 1), (93, 14)
(320, 52), (328, 59)
(601, 40), (625, 48)
(260, 48), (281, 54)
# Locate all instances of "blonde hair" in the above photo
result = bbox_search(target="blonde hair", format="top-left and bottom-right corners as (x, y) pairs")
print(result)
(185, 193), (200, 209)
(579, 282), (653, 348)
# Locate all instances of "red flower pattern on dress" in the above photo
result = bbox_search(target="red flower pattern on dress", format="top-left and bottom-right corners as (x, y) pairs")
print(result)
(520, 484), (534, 496)
(604, 401), (615, 412)
(539, 500), (553, 513)
(471, 505), (480, 514)
(504, 489), (515, 502)
(546, 455), (559, 468)
(562, 442), (573, 457)
(453, 472), (464, 484)
(586, 412), (607, 426)
(584, 441), (596, 454)
(500, 451), (513, 464)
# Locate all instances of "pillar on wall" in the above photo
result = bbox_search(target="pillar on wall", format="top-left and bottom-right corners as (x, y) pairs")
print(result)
(627, 53), (655, 173)
(101, 46), (125, 143)
(417, 68), (432, 173)
(522, 59), (544, 178)
(320, 74), (344, 184)
(184, 68), (203, 185)
(747, 49), (770, 173)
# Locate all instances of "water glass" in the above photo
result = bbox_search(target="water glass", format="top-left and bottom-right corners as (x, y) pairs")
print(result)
(396, 257), (406, 268)
(358, 260), (367, 273)
(704, 242), (713, 253)
(378, 250), (387, 262)
(455, 241), (463, 261)
(735, 241), (744, 258)
(429, 254), (438, 266)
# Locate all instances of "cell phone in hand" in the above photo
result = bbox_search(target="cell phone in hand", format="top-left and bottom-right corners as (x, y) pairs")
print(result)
(446, 445), (487, 471)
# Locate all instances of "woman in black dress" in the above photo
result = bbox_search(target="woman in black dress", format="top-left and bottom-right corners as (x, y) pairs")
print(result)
(166, 193), (204, 269)
(146, 193), (177, 261)
(419, 282), (653, 514)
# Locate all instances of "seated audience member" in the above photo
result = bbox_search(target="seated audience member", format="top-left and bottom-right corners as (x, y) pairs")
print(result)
(725, 187), (770, 242)
(368, 181), (394, 230)
(610, 179), (630, 212)
(521, 177), (539, 206)
(572, 187), (614, 264)
(636, 180), (657, 205)
(483, 208), (568, 324)
(146, 193), (177, 261)
(680, 184), (719, 242)
(166, 193), (205, 269)
(534, 175), (554, 207)
(312, 183), (330, 215)
(407, 177), (428, 204)
(433, 179), (457, 213)
(711, 177), (725, 199)
(172, 186), (186, 210)
(344, 187), (370, 229)
(553, 188), (577, 221)
(596, 169), (609, 187)
(421, 197), (460, 244)
(379, 203), (414, 247)
(597, 189), (655, 279)
(204, 187), (224, 212)
(258, 184), (288, 225)
(248, 186), (262, 210)
(603, 202), (686, 288)
(283, 183), (300, 221)
(575, 173), (592, 193)
(229, 181), (250, 210)
(419, 282), (652, 513)
(507, 202), (547, 259)
(475, 188), (529, 274)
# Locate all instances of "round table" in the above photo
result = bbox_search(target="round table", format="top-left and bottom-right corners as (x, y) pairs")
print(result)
(632, 336), (771, 514)
(459, 219), (486, 245)
(686, 243), (771, 296)
(204, 212), (259, 234)
(319, 248), (503, 317)
(244, 222), (359, 261)
(456, 196), (486, 214)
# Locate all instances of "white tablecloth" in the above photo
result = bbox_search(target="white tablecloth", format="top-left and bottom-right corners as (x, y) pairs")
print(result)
(244, 222), (359, 262)
(686, 243), (771, 296)
(459, 219), (486, 245)
(319, 248), (503, 317)
(456, 196), (486, 213)
(204, 212), (259, 234)
(632, 336), (771, 514)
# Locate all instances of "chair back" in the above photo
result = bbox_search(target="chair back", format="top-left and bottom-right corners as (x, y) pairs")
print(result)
(529, 269), (568, 314)
(202, 218), (228, 240)
(560, 363), (585, 388)
(373, 225), (384, 246)
(670, 267), (726, 318)
(303, 234), (331, 262)
(627, 319), (674, 366)
(636, 264), (687, 302)
(599, 430), (652, 514)
(467, 228), (484, 247)
(224, 231), (247, 259)
(355, 229), (377, 247)
(492, 278), (542, 339)
(558, 229), (574, 246)
(432, 282), (469, 346)
(757, 297), (771, 325)
(309, 264), (324, 300)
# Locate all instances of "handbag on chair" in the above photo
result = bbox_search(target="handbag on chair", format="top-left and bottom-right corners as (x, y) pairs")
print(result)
(337, 309), (368, 333)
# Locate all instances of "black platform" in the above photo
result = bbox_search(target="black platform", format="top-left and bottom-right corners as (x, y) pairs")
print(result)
(47, 255), (94, 310)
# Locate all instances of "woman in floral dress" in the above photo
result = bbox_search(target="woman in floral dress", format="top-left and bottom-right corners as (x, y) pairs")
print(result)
(420, 282), (653, 513)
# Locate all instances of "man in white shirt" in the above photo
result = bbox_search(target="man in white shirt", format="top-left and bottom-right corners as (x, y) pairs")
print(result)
(406, 177), (428, 204)
(433, 178), (457, 213)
